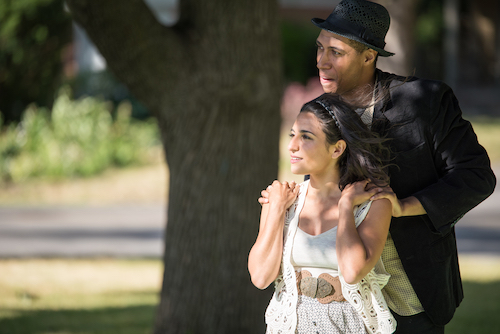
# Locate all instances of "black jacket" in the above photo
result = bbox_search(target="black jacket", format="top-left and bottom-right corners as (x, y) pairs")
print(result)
(373, 70), (496, 326)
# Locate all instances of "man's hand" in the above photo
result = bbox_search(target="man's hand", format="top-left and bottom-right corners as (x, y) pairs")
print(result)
(370, 186), (426, 217)
(340, 180), (379, 208)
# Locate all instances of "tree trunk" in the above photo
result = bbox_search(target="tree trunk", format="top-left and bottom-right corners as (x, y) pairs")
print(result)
(66, 0), (281, 333)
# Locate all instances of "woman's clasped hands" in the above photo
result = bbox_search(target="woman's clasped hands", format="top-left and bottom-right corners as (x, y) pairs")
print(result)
(265, 180), (300, 209)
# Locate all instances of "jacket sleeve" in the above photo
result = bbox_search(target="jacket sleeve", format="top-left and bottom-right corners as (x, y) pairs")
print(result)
(412, 83), (496, 233)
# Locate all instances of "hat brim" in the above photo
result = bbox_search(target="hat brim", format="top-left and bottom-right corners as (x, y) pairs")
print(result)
(312, 18), (395, 57)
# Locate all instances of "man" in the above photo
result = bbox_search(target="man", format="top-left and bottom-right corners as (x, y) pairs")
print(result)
(313, 0), (496, 333)
(263, 0), (496, 333)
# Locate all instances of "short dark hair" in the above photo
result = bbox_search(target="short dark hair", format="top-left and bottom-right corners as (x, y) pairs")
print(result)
(345, 38), (368, 54)
(345, 38), (379, 65)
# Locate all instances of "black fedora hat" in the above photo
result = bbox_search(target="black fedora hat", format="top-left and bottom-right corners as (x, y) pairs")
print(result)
(312, 0), (395, 57)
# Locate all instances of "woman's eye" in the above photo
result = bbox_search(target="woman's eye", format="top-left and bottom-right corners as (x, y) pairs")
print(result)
(302, 135), (311, 140)
(289, 133), (295, 138)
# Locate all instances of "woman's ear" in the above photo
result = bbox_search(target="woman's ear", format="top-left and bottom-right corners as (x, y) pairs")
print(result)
(331, 140), (347, 159)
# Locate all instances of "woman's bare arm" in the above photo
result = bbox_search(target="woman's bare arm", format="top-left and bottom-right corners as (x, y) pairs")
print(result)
(248, 181), (299, 289)
(336, 181), (392, 284)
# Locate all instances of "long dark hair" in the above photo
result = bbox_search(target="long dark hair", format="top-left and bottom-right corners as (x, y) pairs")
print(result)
(300, 93), (390, 190)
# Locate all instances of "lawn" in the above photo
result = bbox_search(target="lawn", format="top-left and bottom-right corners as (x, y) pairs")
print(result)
(0, 259), (162, 334)
(469, 117), (500, 163)
(0, 117), (498, 333)
(0, 256), (499, 334)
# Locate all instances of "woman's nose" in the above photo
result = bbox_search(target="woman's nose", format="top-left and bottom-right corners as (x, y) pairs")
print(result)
(288, 137), (298, 153)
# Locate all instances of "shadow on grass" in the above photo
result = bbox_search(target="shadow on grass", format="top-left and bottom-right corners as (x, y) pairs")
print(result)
(2, 281), (498, 334)
(446, 280), (500, 334)
(0, 304), (156, 334)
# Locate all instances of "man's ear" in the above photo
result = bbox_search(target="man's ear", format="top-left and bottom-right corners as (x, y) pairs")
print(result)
(332, 139), (347, 159)
(364, 49), (377, 65)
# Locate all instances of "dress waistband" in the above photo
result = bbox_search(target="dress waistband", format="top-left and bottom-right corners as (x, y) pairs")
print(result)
(296, 270), (346, 304)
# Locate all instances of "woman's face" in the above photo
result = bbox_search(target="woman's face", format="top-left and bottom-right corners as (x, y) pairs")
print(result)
(288, 112), (337, 176)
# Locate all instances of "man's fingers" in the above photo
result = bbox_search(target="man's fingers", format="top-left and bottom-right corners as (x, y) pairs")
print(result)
(370, 188), (394, 201)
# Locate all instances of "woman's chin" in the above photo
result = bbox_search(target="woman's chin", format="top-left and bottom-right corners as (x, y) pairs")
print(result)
(290, 168), (306, 175)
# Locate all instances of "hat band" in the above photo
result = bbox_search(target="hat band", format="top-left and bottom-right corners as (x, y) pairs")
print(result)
(325, 12), (386, 49)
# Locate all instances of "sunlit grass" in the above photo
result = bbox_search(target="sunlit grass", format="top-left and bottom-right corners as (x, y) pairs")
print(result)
(459, 255), (500, 283)
(470, 117), (500, 164)
(0, 258), (162, 311)
(0, 259), (162, 334)
(447, 255), (500, 333)
(0, 257), (499, 333)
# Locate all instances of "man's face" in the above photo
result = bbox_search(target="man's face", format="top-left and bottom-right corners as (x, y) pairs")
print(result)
(316, 30), (371, 97)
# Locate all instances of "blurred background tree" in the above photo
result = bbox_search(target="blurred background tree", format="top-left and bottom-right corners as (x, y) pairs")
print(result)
(65, 1), (281, 333)
(0, 0), (72, 123)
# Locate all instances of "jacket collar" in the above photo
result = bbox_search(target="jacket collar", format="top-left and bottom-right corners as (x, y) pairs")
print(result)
(371, 69), (392, 136)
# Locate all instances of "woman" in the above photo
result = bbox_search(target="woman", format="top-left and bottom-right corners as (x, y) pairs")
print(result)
(248, 93), (396, 334)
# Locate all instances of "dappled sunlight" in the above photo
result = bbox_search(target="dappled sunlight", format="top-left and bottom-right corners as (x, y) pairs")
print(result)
(0, 259), (162, 310)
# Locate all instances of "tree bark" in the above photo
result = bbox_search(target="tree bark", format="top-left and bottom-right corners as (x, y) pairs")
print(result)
(66, 0), (281, 333)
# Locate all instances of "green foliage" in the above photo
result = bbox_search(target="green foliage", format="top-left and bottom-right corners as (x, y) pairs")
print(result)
(281, 20), (319, 84)
(0, 89), (160, 183)
(70, 69), (151, 120)
(0, 0), (72, 123)
(414, 0), (444, 79)
(415, 0), (443, 46)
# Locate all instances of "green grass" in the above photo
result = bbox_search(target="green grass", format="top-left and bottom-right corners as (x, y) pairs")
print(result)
(447, 281), (500, 334)
(0, 259), (162, 334)
(0, 257), (499, 333)
(470, 117), (500, 164)
(446, 256), (500, 333)
(0, 305), (157, 334)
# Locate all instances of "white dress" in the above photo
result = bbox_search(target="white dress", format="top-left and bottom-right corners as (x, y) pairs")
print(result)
(265, 180), (396, 334)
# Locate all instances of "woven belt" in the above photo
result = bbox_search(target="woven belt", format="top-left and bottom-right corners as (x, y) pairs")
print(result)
(296, 270), (345, 304)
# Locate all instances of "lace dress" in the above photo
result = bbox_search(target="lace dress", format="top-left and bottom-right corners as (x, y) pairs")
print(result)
(265, 180), (396, 334)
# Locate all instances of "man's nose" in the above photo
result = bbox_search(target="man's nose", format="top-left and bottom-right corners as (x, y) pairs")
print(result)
(317, 53), (330, 70)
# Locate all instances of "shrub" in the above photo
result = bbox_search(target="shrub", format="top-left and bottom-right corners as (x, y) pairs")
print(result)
(0, 88), (160, 183)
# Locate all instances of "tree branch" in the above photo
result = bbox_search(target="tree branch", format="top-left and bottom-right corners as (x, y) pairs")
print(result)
(65, 0), (186, 110)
